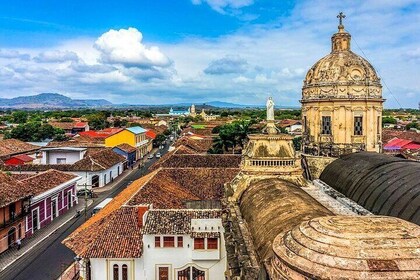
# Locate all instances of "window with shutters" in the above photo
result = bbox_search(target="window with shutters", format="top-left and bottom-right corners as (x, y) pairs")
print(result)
(207, 238), (218, 249)
(354, 116), (363, 135)
(163, 236), (175, 247)
(122, 265), (128, 280)
(155, 236), (161, 248)
(113, 264), (119, 280)
(177, 236), (183, 247)
(194, 238), (205, 249)
(321, 116), (331, 135)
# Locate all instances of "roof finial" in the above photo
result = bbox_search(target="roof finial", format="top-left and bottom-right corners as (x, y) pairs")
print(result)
(337, 12), (346, 31)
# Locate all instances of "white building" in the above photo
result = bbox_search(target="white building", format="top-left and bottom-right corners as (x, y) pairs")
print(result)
(3, 148), (125, 190)
(40, 147), (87, 164)
(72, 208), (226, 280)
(141, 209), (226, 280)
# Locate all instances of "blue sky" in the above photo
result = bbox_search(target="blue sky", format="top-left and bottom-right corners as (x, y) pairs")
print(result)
(0, 0), (418, 108)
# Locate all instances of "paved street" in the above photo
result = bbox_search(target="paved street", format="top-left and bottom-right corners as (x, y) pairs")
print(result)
(0, 145), (170, 280)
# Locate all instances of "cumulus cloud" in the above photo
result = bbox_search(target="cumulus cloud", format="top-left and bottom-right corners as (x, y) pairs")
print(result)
(0, 49), (30, 60)
(0, 1), (418, 107)
(94, 27), (171, 68)
(34, 50), (79, 63)
(204, 55), (248, 75)
(192, 0), (254, 14)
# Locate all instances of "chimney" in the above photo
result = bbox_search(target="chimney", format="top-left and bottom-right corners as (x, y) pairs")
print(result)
(137, 205), (149, 227)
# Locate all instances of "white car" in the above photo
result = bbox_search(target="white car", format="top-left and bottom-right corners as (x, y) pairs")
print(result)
(155, 153), (161, 158)
(147, 154), (154, 159)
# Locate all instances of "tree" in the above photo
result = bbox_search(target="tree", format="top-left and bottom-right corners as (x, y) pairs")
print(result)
(382, 116), (397, 124)
(87, 113), (109, 130)
(8, 122), (66, 142)
(406, 122), (418, 130)
(153, 134), (167, 147)
(212, 119), (256, 153)
(12, 111), (28, 124)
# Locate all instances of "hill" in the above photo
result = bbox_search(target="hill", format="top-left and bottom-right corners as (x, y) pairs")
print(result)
(0, 93), (113, 109)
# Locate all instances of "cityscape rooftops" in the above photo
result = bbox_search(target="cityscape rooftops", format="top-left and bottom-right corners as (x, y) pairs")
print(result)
(125, 126), (147, 134)
(0, 139), (40, 158)
(142, 209), (222, 235)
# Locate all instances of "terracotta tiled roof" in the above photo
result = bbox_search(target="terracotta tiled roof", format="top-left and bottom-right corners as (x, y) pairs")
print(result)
(1, 149), (124, 172)
(142, 209), (222, 235)
(20, 169), (78, 196)
(63, 171), (158, 257)
(71, 148), (125, 171)
(174, 145), (198, 154)
(126, 168), (239, 208)
(174, 137), (213, 153)
(382, 129), (420, 143)
(114, 143), (136, 153)
(46, 140), (104, 148)
(73, 122), (88, 128)
(151, 154), (241, 170)
(0, 139), (40, 158)
(0, 172), (32, 208)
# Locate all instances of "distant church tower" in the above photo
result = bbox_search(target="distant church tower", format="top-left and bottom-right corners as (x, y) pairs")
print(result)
(301, 13), (384, 156)
(190, 104), (196, 117)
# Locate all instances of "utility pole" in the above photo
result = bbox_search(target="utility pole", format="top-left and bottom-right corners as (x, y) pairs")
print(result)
(83, 171), (94, 221)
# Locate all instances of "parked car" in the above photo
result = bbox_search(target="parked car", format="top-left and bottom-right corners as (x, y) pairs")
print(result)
(77, 189), (95, 198)
(155, 152), (161, 158)
(92, 198), (113, 216)
(147, 154), (154, 159)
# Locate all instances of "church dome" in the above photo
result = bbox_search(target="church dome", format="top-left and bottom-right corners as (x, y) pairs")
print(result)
(302, 16), (382, 100)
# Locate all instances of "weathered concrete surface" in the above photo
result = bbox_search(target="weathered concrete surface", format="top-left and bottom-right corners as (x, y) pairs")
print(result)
(271, 216), (420, 280)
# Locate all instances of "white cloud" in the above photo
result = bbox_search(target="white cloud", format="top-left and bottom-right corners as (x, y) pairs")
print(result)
(204, 55), (248, 75)
(0, 49), (30, 60)
(34, 50), (79, 63)
(0, 1), (418, 107)
(191, 0), (254, 14)
(94, 27), (171, 68)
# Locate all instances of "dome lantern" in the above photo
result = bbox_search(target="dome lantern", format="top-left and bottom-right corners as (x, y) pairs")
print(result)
(331, 12), (351, 52)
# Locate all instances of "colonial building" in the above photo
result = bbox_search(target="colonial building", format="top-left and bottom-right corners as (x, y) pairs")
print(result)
(0, 174), (31, 254)
(301, 13), (384, 156)
(22, 170), (80, 237)
(225, 97), (420, 279)
(105, 127), (149, 159)
(63, 151), (240, 280)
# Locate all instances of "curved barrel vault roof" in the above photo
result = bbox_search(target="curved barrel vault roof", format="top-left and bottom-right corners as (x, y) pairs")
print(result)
(320, 152), (420, 225)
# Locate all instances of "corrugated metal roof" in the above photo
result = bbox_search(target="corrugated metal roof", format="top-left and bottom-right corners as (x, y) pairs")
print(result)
(126, 126), (146, 134)
(320, 152), (420, 225)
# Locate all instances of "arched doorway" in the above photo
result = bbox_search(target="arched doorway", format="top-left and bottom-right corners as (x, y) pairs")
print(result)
(8, 227), (16, 248)
(176, 266), (206, 280)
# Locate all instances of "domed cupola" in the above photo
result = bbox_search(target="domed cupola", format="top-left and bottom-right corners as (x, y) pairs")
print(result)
(300, 13), (384, 156)
(302, 12), (382, 100)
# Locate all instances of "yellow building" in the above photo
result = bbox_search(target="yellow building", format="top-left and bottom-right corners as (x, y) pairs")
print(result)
(301, 13), (384, 156)
(105, 127), (149, 159)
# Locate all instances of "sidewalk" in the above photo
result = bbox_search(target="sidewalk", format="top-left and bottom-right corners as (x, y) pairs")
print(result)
(0, 200), (93, 272)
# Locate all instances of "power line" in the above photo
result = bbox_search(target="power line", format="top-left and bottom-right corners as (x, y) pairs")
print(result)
(348, 29), (403, 108)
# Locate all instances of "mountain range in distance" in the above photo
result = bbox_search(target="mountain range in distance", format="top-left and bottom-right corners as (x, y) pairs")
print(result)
(0, 93), (299, 109)
(0, 93), (112, 109)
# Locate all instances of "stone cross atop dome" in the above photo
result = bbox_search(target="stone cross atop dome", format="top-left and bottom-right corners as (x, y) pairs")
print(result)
(337, 12), (346, 31)
(332, 12), (351, 52)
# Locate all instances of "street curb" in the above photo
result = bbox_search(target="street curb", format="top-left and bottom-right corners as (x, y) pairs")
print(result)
(0, 201), (93, 273)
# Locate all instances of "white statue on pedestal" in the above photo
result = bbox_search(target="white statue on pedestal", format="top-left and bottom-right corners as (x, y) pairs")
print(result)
(266, 97), (275, 121)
